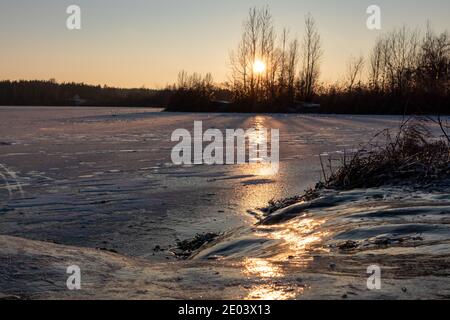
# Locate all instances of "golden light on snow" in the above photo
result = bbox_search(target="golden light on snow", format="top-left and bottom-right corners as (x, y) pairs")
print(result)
(253, 60), (266, 74)
(244, 258), (282, 279)
(246, 284), (299, 300)
(242, 216), (329, 300)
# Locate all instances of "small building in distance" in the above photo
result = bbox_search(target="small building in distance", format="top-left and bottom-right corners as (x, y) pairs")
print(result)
(69, 94), (87, 106)
(289, 101), (322, 113)
(211, 100), (233, 112)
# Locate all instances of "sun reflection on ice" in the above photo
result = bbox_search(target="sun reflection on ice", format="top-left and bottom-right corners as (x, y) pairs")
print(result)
(246, 284), (300, 300)
(244, 258), (283, 278)
(230, 116), (329, 300)
(243, 217), (328, 300)
(232, 115), (284, 210)
(254, 163), (279, 177)
(243, 258), (298, 300)
(268, 217), (330, 260)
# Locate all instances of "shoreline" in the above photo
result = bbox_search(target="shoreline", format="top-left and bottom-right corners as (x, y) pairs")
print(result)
(2, 184), (450, 300)
(3, 105), (450, 118)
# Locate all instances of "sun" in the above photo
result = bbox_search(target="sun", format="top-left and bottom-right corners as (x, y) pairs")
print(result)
(253, 60), (266, 74)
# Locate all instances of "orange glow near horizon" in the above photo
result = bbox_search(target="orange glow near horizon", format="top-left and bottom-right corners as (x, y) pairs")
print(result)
(1, 1), (448, 88)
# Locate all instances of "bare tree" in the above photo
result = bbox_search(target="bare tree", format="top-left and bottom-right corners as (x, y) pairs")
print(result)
(368, 26), (421, 98)
(346, 55), (365, 91)
(369, 38), (384, 89)
(299, 13), (323, 102)
(418, 23), (449, 89)
(229, 8), (322, 108)
(277, 29), (299, 104)
(229, 34), (249, 96)
(286, 38), (299, 102)
(229, 6), (277, 103)
(278, 29), (288, 91)
(386, 27), (421, 95)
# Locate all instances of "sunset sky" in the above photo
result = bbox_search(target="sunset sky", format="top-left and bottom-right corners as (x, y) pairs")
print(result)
(1, 0), (449, 88)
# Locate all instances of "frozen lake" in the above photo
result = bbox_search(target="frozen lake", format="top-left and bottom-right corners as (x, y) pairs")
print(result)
(0, 107), (408, 260)
(1, 107), (449, 299)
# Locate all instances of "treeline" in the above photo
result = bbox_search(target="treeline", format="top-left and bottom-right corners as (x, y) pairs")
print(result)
(165, 72), (215, 112)
(2, 7), (449, 114)
(165, 71), (232, 112)
(168, 6), (450, 114)
(228, 8), (322, 112)
(0, 80), (171, 107)
(318, 25), (450, 114)
(168, 8), (323, 113)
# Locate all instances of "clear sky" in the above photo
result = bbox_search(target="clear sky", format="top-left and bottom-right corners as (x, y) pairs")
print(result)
(0, 0), (449, 88)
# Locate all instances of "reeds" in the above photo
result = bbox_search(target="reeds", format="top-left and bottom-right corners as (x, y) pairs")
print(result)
(321, 118), (450, 190)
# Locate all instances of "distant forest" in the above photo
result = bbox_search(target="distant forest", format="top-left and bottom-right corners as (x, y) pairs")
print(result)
(0, 80), (171, 108)
(1, 6), (449, 115)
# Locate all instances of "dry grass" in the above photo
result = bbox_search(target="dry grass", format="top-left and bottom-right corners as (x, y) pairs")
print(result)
(260, 117), (450, 216)
(261, 188), (320, 216)
(321, 118), (450, 190)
